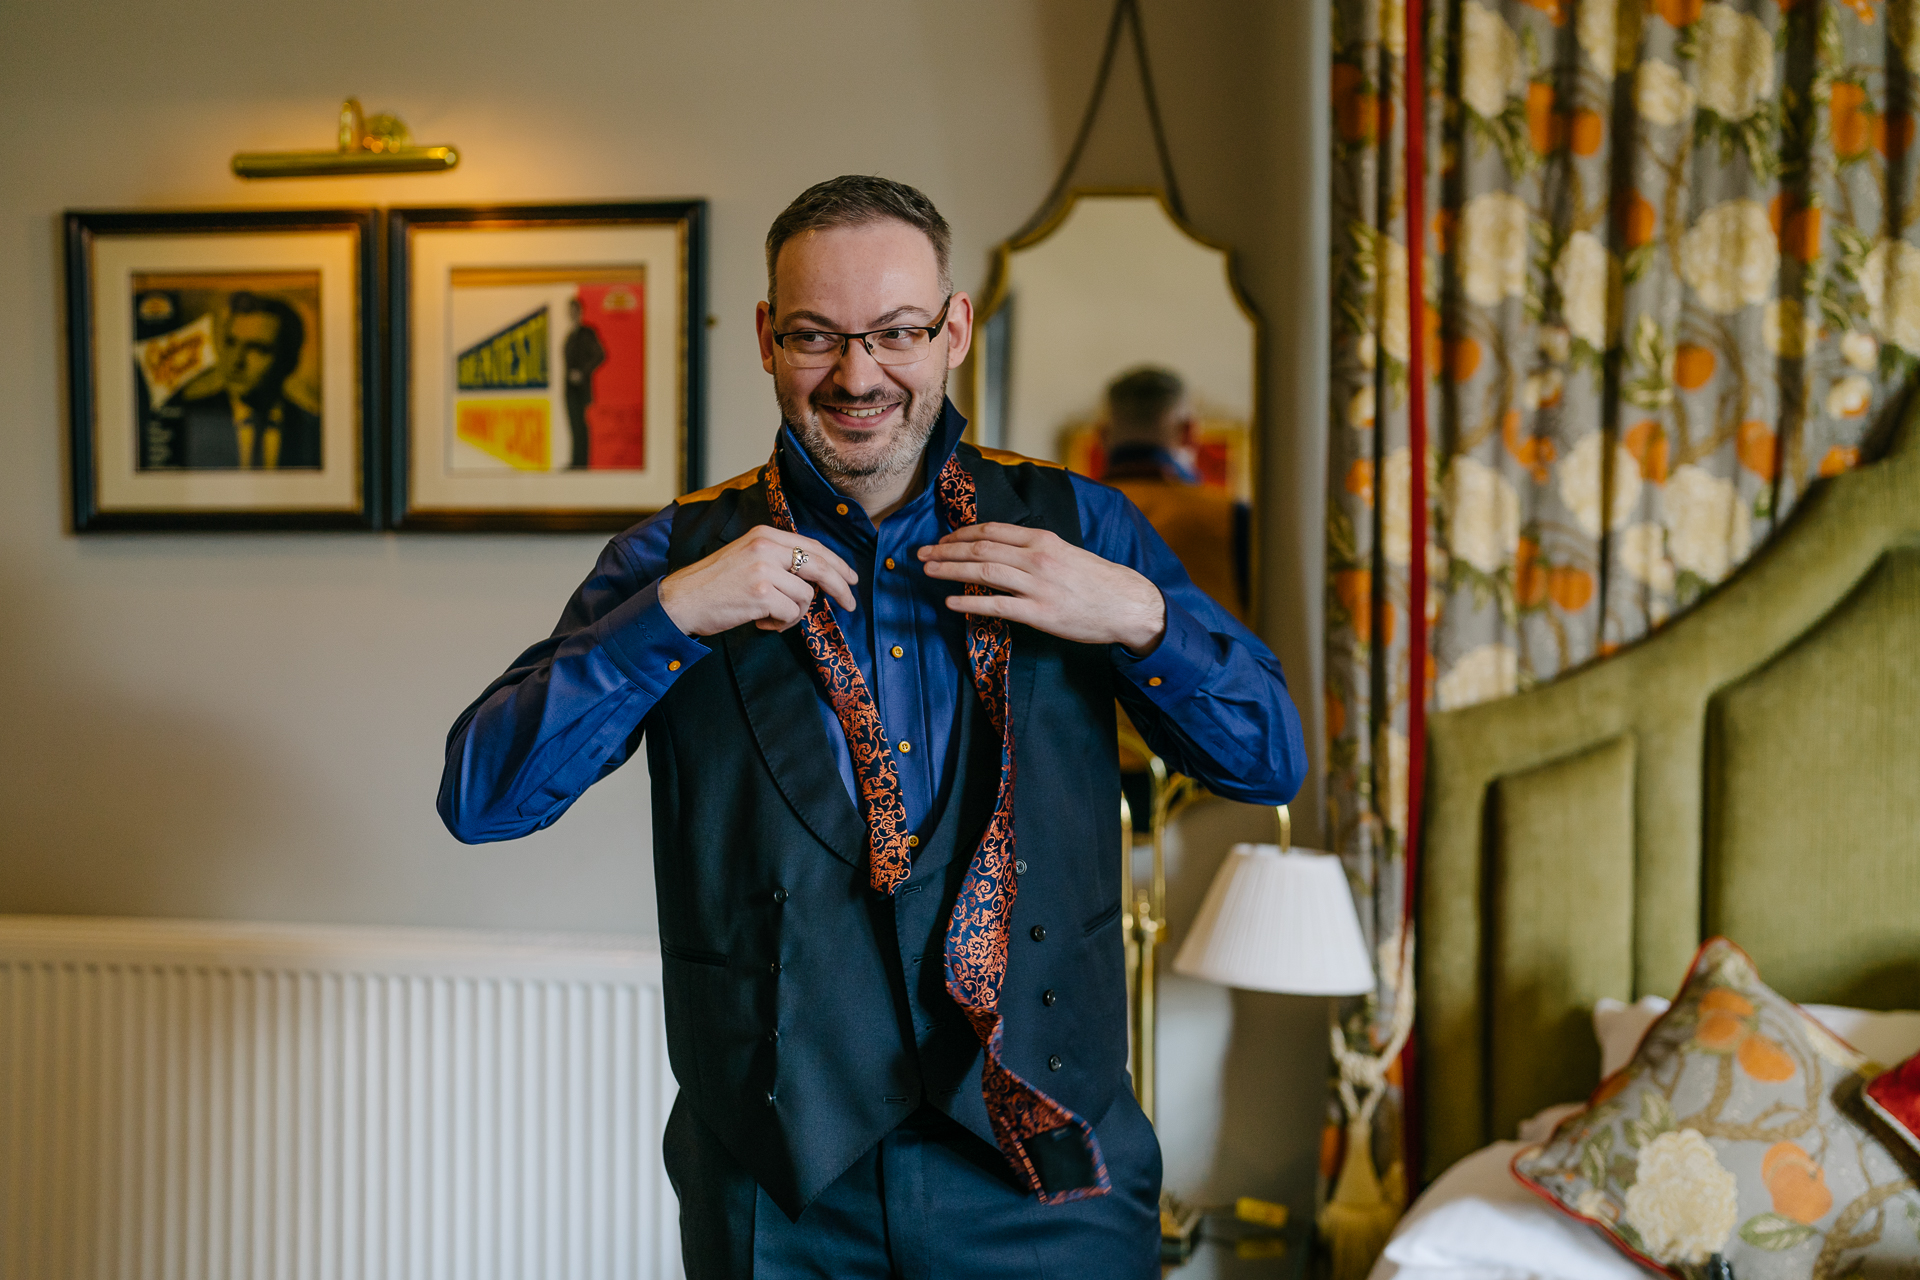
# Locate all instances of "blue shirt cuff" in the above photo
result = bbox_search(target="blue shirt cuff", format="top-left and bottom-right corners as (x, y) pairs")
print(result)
(1113, 594), (1213, 704)
(593, 580), (710, 695)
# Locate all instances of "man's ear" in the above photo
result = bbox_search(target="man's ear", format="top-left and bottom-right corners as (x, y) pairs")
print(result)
(756, 300), (776, 375)
(943, 292), (975, 369)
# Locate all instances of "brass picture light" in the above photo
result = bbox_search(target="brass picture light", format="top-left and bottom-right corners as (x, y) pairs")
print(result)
(232, 98), (458, 179)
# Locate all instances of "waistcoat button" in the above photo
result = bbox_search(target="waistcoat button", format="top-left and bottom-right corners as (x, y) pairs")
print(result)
(1042, 989), (1057, 1006)
(1014, 860), (1027, 875)
(765, 1090), (778, 1106)
(766, 1029), (780, 1043)
(1030, 925), (1046, 942)
(1047, 1055), (1063, 1071)
(772, 887), (788, 904)
(769, 961), (782, 976)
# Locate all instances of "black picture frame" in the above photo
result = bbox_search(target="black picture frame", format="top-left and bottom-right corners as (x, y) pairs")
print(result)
(64, 207), (382, 532)
(386, 200), (707, 532)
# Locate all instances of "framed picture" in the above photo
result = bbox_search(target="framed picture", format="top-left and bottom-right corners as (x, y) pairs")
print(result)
(64, 208), (381, 531)
(388, 201), (706, 531)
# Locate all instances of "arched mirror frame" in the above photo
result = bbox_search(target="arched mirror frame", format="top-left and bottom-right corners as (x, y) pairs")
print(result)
(962, 186), (1267, 624)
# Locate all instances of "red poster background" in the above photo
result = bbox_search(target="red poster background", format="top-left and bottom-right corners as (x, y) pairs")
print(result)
(578, 283), (647, 469)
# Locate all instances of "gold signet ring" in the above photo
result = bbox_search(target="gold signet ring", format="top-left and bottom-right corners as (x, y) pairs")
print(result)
(790, 547), (809, 573)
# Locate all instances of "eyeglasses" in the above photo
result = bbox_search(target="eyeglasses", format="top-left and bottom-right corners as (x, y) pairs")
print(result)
(770, 295), (953, 369)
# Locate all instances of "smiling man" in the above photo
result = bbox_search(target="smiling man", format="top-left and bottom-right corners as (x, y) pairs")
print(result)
(438, 176), (1306, 1279)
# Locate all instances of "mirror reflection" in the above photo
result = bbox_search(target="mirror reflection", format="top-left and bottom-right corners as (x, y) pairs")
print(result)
(976, 191), (1258, 623)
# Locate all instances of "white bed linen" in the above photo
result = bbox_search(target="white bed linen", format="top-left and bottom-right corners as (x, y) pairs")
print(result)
(1364, 1142), (1649, 1280)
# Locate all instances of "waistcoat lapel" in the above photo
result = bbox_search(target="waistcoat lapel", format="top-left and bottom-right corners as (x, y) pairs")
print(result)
(956, 447), (1046, 745)
(714, 477), (868, 870)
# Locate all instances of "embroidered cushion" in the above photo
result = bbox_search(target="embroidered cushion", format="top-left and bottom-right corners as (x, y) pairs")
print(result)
(1513, 937), (1920, 1277)
(1867, 1051), (1920, 1159)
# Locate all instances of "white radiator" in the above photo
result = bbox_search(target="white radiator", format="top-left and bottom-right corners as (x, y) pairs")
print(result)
(0, 915), (682, 1280)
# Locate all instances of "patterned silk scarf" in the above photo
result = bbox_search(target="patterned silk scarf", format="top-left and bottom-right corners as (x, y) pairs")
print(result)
(762, 444), (1109, 1204)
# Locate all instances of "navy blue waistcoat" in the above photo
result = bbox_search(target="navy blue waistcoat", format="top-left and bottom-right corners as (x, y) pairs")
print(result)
(646, 444), (1128, 1220)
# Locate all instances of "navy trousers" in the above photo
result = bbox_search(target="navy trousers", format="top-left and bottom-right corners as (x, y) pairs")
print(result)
(664, 1092), (1162, 1279)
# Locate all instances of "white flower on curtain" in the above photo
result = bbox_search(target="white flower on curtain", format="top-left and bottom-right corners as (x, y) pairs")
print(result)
(1762, 299), (1817, 358)
(1859, 238), (1920, 353)
(1576, 0), (1617, 74)
(1349, 385), (1377, 429)
(1523, 368), (1565, 410)
(1840, 331), (1878, 370)
(1460, 192), (1531, 307)
(1377, 237), (1411, 363)
(1351, 385), (1382, 429)
(1444, 455), (1520, 573)
(1694, 3), (1775, 123)
(1383, 726), (1409, 834)
(1615, 523), (1677, 597)
(1436, 643), (1518, 710)
(1665, 466), (1753, 582)
(1635, 60), (1695, 128)
(1555, 232), (1613, 351)
(1558, 432), (1642, 537)
(1678, 200), (1779, 314)
(1461, 1), (1524, 120)
(1827, 374), (1873, 419)
(1382, 445), (1412, 566)
(1380, 0), (1406, 57)
(1621, 1129), (1738, 1266)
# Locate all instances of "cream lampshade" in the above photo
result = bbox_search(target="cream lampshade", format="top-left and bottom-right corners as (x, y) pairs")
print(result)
(1172, 843), (1375, 996)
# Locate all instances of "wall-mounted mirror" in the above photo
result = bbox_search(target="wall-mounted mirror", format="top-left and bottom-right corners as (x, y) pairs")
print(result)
(973, 190), (1259, 624)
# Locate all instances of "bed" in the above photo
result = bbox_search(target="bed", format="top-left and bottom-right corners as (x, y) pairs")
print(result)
(1373, 406), (1920, 1277)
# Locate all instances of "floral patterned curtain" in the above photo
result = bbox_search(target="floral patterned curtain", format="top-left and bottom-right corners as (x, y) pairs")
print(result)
(1325, 0), (1896, 1218)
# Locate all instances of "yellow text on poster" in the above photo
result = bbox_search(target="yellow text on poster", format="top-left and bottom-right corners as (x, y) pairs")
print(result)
(456, 398), (551, 471)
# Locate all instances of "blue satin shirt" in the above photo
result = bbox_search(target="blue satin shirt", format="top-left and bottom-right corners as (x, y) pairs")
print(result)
(439, 402), (1306, 843)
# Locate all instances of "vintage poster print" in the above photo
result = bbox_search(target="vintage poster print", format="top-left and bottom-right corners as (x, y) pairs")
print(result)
(68, 211), (376, 531)
(132, 272), (323, 471)
(393, 204), (703, 529)
(446, 266), (646, 474)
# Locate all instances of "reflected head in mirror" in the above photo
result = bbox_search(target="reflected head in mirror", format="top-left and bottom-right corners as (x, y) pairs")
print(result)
(1105, 365), (1195, 455)
(756, 176), (973, 519)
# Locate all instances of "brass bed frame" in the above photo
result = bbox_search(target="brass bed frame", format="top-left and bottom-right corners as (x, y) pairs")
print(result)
(1417, 410), (1920, 1185)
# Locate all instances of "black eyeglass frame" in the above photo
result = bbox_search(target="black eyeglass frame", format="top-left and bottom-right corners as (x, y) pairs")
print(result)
(769, 294), (955, 365)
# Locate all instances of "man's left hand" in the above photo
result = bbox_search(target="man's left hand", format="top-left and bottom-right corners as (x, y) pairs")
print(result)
(919, 523), (1167, 655)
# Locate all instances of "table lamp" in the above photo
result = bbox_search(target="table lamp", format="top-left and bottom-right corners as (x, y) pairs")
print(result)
(1172, 809), (1407, 1280)
(1171, 815), (1375, 998)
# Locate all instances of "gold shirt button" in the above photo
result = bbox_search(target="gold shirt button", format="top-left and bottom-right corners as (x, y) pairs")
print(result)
(884, 557), (896, 570)
(835, 503), (849, 516)
(1148, 676), (1163, 687)
(668, 660), (681, 672)
(898, 741), (912, 753)
(890, 645), (904, 659)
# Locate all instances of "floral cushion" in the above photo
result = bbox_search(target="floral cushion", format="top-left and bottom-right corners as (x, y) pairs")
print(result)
(1512, 937), (1920, 1277)
(1867, 1052), (1920, 1158)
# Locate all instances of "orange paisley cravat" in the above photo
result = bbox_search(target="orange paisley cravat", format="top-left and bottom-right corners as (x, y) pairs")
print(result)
(762, 445), (1109, 1204)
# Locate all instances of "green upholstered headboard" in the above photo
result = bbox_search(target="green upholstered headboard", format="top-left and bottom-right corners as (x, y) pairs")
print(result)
(1417, 409), (1920, 1185)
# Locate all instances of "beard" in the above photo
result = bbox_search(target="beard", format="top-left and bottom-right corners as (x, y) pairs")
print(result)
(778, 369), (946, 490)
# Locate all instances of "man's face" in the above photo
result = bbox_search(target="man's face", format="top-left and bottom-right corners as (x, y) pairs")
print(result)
(755, 220), (972, 487)
(223, 311), (281, 399)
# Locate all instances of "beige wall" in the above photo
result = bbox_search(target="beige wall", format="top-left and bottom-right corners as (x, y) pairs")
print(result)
(0, 0), (1330, 1218)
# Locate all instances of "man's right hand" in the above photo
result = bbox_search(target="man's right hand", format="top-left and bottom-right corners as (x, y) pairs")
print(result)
(657, 524), (858, 637)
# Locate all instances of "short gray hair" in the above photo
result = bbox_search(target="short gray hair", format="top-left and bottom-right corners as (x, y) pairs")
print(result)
(765, 175), (952, 314)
